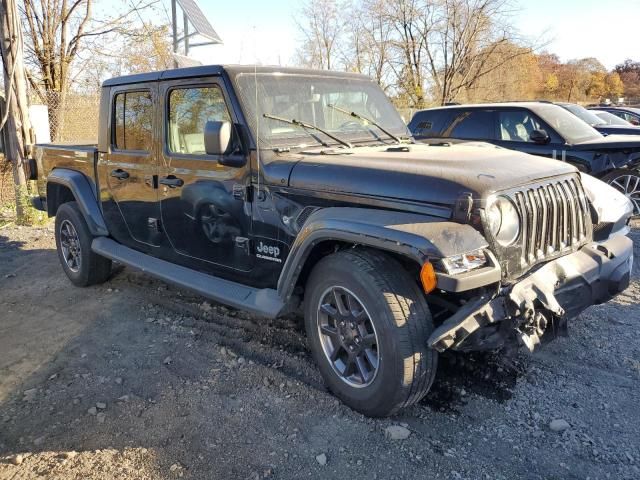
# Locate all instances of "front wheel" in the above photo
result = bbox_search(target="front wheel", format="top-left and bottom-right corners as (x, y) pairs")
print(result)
(304, 249), (438, 417)
(602, 168), (640, 215)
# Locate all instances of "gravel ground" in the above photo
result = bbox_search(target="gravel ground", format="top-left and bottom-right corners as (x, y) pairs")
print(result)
(0, 221), (638, 479)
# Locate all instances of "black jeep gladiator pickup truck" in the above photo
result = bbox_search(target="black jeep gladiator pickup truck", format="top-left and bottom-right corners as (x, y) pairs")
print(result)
(29, 65), (634, 417)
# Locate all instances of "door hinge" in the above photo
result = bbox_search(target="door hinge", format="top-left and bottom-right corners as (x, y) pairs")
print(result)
(145, 175), (159, 189)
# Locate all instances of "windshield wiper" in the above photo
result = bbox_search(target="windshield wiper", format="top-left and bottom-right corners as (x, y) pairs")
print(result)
(262, 113), (352, 148)
(327, 104), (402, 143)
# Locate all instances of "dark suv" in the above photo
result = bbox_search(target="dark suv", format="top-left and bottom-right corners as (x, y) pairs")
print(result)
(409, 102), (640, 213)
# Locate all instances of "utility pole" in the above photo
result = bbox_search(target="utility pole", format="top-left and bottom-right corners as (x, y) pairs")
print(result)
(0, 0), (32, 222)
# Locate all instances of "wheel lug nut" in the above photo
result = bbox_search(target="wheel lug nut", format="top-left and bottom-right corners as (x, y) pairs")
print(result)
(340, 335), (344, 341)
(349, 345), (354, 351)
(350, 322), (355, 329)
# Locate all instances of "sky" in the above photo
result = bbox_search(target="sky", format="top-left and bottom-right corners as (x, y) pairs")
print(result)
(183, 0), (640, 70)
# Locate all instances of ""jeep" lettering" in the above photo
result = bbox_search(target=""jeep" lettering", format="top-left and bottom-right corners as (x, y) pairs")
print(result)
(256, 241), (281, 262)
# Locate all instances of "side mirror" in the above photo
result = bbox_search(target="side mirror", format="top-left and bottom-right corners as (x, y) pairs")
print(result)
(530, 129), (550, 144)
(204, 120), (231, 156)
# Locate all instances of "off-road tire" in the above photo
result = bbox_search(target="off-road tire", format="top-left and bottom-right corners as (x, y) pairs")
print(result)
(304, 249), (438, 417)
(55, 202), (112, 287)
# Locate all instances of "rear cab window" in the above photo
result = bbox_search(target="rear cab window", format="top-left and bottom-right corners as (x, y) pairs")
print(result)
(112, 91), (153, 152)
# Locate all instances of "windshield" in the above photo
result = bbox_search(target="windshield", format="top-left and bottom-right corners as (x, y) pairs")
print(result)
(561, 103), (606, 126)
(233, 73), (408, 148)
(594, 110), (634, 126)
(535, 105), (602, 143)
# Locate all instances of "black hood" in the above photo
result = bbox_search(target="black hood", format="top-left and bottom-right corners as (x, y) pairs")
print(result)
(594, 125), (640, 136)
(288, 143), (576, 206)
(573, 134), (640, 150)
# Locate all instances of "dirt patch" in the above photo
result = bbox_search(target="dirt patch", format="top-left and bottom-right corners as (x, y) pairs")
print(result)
(1, 221), (639, 479)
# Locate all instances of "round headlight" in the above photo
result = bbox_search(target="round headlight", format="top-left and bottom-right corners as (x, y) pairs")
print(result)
(486, 196), (520, 246)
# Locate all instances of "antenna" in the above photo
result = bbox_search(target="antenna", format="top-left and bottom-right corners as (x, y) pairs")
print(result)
(171, 0), (222, 67)
(253, 26), (261, 200)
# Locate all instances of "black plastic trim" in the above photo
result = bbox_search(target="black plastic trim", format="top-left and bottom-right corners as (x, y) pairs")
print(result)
(277, 207), (490, 299)
(47, 168), (109, 236)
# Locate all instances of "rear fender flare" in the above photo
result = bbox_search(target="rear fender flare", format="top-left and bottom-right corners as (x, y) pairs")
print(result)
(276, 207), (489, 300)
(47, 169), (109, 236)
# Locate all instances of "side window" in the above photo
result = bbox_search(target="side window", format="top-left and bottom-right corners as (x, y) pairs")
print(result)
(112, 91), (153, 151)
(623, 112), (640, 126)
(497, 110), (542, 142)
(168, 86), (231, 155)
(446, 110), (494, 139)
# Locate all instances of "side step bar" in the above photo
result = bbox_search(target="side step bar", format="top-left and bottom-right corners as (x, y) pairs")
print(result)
(92, 237), (284, 319)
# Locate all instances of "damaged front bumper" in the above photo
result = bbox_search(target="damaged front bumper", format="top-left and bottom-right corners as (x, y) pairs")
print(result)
(428, 234), (634, 353)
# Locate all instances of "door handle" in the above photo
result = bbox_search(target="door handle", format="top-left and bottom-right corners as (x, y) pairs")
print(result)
(159, 176), (184, 188)
(110, 169), (129, 180)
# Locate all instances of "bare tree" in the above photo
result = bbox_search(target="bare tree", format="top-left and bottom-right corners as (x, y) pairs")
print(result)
(384, 0), (434, 107)
(0, 0), (32, 221)
(295, 0), (538, 107)
(295, 0), (346, 70)
(424, 0), (535, 104)
(341, 0), (393, 89)
(20, 0), (158, 139)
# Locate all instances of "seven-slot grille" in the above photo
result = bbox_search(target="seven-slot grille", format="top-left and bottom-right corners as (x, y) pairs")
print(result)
(509, 177), (591, 266)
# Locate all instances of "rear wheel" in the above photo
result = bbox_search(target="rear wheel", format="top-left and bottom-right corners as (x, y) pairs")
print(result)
(304, 249), (438, 417)
(602, 169), (640, 215)
(55, 202), (112, 287)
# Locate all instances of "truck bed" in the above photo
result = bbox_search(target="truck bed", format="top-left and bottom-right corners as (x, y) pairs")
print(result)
(34, 143), (99, 199)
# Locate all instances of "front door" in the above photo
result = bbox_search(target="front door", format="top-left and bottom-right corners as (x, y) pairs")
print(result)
(493, 108), (565, 157)
(158, 78), (253, 275)
(98, 84), (162, 249)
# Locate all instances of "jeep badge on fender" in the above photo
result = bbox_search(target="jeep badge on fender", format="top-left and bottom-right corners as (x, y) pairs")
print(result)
(256, 241), (281, 263)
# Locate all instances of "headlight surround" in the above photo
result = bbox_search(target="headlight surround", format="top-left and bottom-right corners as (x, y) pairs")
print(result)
(486, 196), (520, 247)
(441, 249), (488, 275)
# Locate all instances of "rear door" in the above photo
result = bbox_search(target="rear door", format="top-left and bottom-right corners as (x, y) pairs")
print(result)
(408, 110), (454, 139)
(442, 109), (496, 141)
(157, 77), (253, 275)
(98, 84), (162, 249)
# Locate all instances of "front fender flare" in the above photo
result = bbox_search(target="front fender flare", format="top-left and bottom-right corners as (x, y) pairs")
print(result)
(276, 207), (491, 300)
(47, 169), (109, 236)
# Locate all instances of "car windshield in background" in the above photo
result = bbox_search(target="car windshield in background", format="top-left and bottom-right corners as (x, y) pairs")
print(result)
(562, 103), (607, 126)
(535, 105), (602, 143)
(234, 73), (408, 148)
(594, 110), (634, 126)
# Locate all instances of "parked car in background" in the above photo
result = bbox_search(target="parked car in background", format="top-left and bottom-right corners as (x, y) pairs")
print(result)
(408, 102), (640, 213)
(557, 102), (640, 136)
(593, 110), (638, 127)
(590, 106), (640, 126)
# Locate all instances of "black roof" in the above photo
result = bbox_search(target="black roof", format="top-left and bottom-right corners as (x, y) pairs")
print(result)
(415, 101), (565, 114)
(590, 106), (640, 114)
(102, 64), (371, 87)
